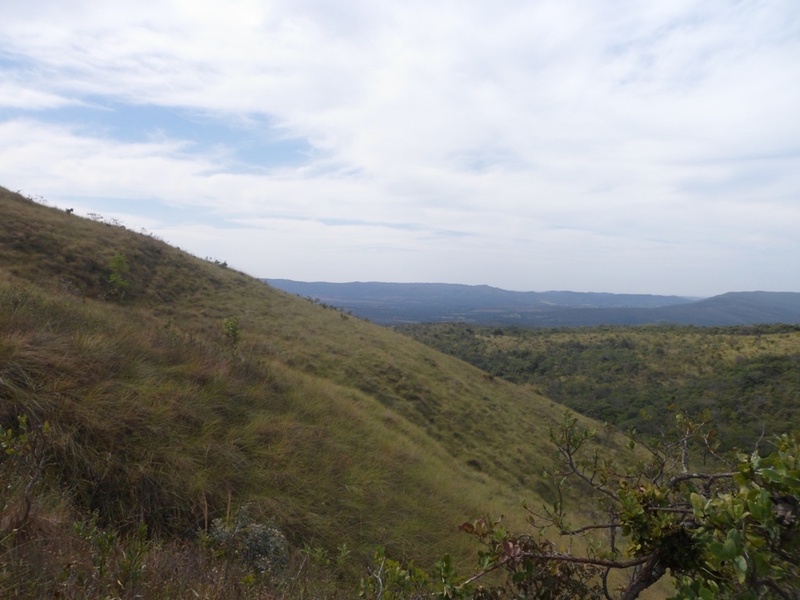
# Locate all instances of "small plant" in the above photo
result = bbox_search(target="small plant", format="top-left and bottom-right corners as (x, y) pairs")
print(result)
(206, 511), (288, 576)
(107, 253), (131, 299)
(359, 548), (433, 599)
(117, 522), (149, 592)
(0, 415), (49, 533)
(205, 257), (228, 268)
(73, 512), (119, 579)
(222, 316), (241, 349)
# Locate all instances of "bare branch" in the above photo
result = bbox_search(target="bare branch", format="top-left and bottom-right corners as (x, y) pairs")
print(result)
(456, 550), (655, 593)
(601, 567), (614, 600)
(457, 556), (511, 588)
(557, 444), (620, 504)
(753, 424), (766, 455)
(702, 432), (735, 470)
(620, 552), (666, 600)
(518, 551), (652, 570)
(757, 578), (794, 600)
(667, 471), (736, 490)
(559, 523), (619, 536)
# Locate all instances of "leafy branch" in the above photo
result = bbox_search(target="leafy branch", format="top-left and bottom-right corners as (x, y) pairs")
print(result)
(362, 412), (800, 599)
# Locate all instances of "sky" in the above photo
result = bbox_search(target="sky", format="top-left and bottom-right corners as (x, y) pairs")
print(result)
(1, 0), (799, 297)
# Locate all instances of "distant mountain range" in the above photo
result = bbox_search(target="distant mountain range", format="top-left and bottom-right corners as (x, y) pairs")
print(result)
(264, 280), (800, 327)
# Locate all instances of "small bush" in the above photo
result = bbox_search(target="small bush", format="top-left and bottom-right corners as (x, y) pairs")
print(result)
(107, 253), (131, 298)
(206, 512), (288, 576)
(223, 316), (241, 348)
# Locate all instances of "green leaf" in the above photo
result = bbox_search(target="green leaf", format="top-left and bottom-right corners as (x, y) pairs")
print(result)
(708, 541), (725, 560)
(690, 492), (706, 515)
(699, 587), (716, 600)
(760, 468), (784, 483)
(720, 531), (741, 560)
(748, 489), (772, 522)
(732, 555), (747, 584)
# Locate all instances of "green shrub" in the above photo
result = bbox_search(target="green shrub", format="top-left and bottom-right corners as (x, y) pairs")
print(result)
(107, 253), (130, 298)
(222, 316), (241, 348)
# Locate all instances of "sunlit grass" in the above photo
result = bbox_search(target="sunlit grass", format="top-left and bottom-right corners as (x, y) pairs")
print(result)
(0, 187), (636, 596)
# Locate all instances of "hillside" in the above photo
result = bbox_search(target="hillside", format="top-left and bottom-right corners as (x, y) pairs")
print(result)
(265, 280), (800, 327)
(0, 188), (633, 597)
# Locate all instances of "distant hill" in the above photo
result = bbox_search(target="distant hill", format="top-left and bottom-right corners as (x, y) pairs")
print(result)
(264, 280), (800, 326)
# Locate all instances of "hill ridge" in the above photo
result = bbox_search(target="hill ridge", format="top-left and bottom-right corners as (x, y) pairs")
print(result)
(265, 279), (800, 326)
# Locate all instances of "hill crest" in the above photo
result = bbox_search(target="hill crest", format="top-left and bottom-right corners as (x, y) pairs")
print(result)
(265, 279), (800, 326)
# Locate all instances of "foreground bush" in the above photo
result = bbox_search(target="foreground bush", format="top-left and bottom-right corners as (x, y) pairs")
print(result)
(2, 409), (797, 598)
(360, 414), (799, 599)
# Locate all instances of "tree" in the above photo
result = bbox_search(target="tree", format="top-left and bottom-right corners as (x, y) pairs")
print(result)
(363, 413), (799, 599)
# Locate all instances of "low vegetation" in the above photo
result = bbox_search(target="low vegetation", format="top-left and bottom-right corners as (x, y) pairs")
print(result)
(0, 188), (626, 596)
(359, 415), (800, 599)
(1, 188), (797, 598)
(397, 323), (800, 451)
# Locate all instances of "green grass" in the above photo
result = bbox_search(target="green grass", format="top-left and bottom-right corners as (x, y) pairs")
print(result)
(0, 187), (636, 596)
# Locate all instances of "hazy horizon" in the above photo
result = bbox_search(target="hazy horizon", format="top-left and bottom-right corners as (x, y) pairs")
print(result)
(267, 278), (800, 299)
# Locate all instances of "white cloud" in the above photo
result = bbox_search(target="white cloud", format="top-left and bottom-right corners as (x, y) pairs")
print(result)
(0, 79), (74, 109)
(1, 0), (799, 295)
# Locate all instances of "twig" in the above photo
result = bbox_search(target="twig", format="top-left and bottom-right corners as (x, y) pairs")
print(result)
(461, 548), (653, 591)
(559, 523), (619, 536)
(602, 567), (613, 600)
(371, 556), (386, 599)
(458, 556), (511, 588)
(667, 472), (736, 490)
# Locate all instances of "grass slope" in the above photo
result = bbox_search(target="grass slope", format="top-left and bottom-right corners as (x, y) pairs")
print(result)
(0, 188), (630, 595)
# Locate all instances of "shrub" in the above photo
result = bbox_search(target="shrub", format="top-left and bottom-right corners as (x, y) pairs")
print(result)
(223, 316), (241, 348)
(206, 511), (288, 576)
(107, 253), (131, 298)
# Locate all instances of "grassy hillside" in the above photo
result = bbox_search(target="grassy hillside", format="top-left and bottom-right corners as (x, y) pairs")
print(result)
(0, 188), (631, 597)
(397, 322), (800, 451)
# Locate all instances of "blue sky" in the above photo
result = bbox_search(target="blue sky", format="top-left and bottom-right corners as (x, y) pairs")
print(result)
(1, 0), (799, 296)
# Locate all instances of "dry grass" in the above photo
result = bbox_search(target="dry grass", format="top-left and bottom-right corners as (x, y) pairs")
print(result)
(0, 187), (634, 596)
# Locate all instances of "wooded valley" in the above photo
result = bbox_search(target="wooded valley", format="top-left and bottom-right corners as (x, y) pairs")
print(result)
(397, 323), (800, 452)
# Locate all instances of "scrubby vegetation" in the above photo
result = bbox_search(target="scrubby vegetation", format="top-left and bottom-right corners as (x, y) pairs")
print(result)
(358, 415), (800, 599)
(397, 323), (800, 451)
(1, 188), (797, 598)
(0, 187), (623, 596)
